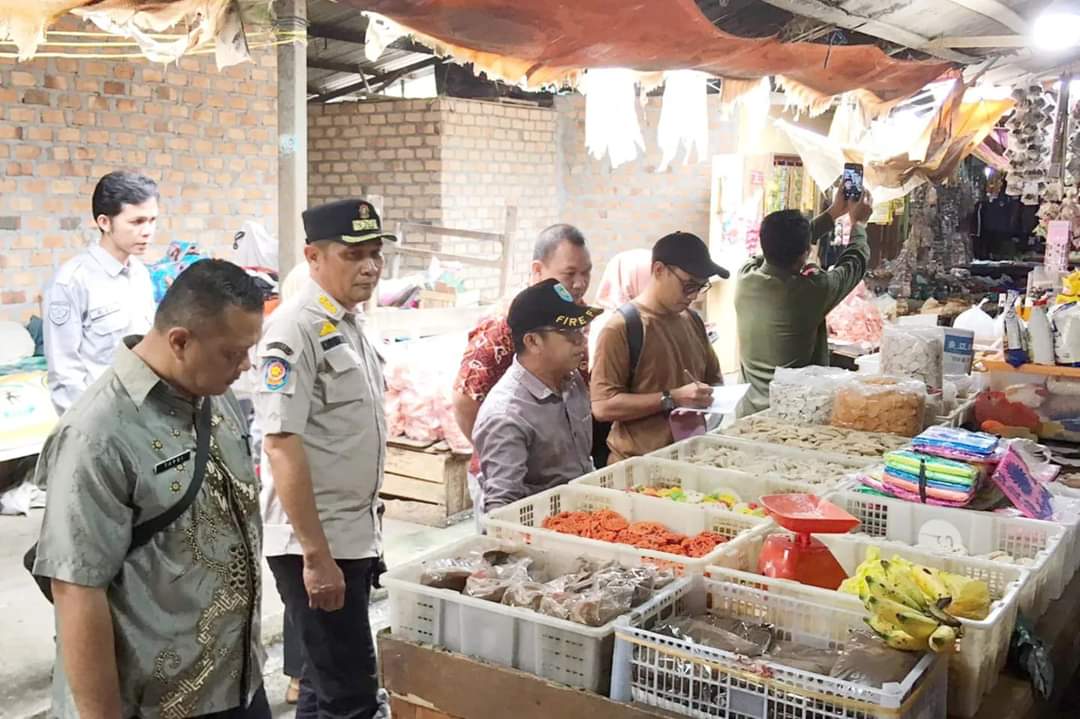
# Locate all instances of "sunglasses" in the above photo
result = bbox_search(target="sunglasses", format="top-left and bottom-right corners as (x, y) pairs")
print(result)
(665, 264), (711, 296)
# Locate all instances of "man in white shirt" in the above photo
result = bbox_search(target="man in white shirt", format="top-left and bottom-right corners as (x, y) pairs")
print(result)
(44, 171), (159, 415)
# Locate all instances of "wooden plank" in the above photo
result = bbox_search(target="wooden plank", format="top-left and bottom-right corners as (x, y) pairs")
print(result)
(396, 222), (506, 241)
(977, 358), (1080, 379)
(379, 631), (683, 719)
(385, 446), (450, 483)
(381, 473), (448, 505)
(380, 497), (472, 528)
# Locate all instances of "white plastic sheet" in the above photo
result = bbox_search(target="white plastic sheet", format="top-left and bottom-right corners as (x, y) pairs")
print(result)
(582, 69), (644, 169)
(656, 70), (709, 172)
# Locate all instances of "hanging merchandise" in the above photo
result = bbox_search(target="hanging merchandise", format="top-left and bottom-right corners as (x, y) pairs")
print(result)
(1005, 85), (1055, 204)
(656, 70), (709, 172)
(1068, 101), (1080, 186)
(582, 69), (645, 169)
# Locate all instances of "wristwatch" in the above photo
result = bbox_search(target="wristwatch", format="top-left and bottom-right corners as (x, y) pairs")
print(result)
(660, 390), (675, 413)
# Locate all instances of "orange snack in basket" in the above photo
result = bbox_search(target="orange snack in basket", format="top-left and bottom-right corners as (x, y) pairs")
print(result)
(541, 509), (728, 558)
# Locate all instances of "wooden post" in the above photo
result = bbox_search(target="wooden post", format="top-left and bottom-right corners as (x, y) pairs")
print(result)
(275, 0), (308, 279)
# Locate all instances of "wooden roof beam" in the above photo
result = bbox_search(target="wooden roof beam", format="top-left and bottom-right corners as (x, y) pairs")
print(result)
(757, 0), (982, 63)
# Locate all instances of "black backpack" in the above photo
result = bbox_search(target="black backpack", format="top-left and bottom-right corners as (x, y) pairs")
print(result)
(591, 304), (705, 467)
(23, 400), (212, 603)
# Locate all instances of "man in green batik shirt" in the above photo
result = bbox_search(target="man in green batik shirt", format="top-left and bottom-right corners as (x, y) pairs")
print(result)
(735, 187), (874, 417)
(32, 260), (269, 719)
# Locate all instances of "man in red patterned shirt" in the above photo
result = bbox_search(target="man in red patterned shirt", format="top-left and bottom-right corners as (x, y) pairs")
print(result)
(452, 224), (592, 518)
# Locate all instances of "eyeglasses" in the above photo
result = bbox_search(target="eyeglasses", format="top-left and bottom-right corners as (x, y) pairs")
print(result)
(538, 326), (587, 343)
(665, 265), (711, 296)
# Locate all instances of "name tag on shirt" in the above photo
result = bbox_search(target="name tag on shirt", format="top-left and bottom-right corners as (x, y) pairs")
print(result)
(88, 303), (121, 321)
(155, 451), (191, 474)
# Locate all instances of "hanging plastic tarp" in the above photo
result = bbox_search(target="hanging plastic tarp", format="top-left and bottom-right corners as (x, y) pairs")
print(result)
(351, 0), (950, 110)
(656, 70), (709, 172)
(582, 69), (644, 169)
(0, 0), (272, 66)
(778, 81), (1013, 204)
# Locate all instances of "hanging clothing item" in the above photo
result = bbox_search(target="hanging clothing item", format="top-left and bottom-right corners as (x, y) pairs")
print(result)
(582, 69), (644, 169)
(656, 70), (709, 172)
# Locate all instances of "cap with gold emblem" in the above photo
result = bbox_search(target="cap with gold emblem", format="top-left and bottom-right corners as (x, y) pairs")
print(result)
(302, 199), (398, 245)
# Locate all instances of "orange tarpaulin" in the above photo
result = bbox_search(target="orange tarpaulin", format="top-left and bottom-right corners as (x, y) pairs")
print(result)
(354, 0), (951, 103)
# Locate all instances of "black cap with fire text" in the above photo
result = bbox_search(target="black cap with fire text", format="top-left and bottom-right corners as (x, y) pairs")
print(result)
(508, 278), (602, 338)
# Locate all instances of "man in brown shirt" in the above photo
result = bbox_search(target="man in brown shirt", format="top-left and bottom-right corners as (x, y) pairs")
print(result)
(591, 232), (727, 463)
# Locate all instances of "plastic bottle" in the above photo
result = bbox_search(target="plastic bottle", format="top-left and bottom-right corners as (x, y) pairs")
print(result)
(1003, 292), (1030, 368)
(1028, 300), (1055, 365)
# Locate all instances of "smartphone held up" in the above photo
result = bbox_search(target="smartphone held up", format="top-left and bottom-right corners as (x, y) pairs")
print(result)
(842, 163), (864, 201)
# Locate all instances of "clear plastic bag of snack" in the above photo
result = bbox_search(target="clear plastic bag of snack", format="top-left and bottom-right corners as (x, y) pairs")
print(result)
(832, 376), (927, 437)
(766, 639), (841, 675)
(830, 631), (921, 688)
(501, 581), (548, 612)
(769, 366), (851, 425)
(881, 326), (944, 391)
(656, 616), (773, 656)
(420, 555), (489, 592)
(568, 582), (636, 626)
(464, 557), (535, 602)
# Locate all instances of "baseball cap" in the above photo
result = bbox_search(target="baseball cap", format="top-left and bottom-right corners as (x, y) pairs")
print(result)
(303, 199), (398, 245)
(508, 279), (603, 336)
(653, 231), (730, 280)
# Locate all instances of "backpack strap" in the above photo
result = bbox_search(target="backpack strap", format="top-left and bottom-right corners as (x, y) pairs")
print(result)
(616, 302), (644, 385)
(130, 397), (213, 550)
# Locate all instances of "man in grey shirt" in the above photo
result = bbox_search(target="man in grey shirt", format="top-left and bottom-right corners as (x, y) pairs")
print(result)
(473, 279), (601, 512)
(32, 260), (268, 719)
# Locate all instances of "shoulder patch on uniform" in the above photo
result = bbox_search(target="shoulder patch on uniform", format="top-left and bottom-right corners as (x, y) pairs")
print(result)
(321, 335), (345, 351)
(266, 341), (294, 357)
(318, 321), (337, 337)
(263, 357), (291, 392)
(48, 302), (72, 326)
(318, 294), (339, 316)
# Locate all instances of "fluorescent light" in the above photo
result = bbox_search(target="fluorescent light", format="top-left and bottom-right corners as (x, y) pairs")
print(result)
(1034, 8), (1080, 51)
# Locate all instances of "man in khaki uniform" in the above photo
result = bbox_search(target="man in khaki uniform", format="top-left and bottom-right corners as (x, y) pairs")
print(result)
(256, 199), (392, 719)
(32, 259), (268, 719)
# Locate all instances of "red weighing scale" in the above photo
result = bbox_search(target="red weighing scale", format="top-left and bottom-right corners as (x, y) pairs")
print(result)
(757, 494), (861, 590)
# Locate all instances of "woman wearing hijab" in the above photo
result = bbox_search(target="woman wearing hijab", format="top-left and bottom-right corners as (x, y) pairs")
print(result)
(587, 249), (653, 369)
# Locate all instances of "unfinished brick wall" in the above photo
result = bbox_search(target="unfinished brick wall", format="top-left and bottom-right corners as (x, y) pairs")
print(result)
(308, 97), (558, 300)
(556, 94), (738, 289)
(439, 99), (558, 297)
(0, 36), (278, 323)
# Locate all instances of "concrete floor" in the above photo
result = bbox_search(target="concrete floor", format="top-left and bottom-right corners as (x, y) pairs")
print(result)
(0, 508), (473, 719)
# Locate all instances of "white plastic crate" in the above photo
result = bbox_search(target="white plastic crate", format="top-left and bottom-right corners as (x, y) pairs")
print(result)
(704, 530), (1027, 718)
(570, 455), (829, 504)
(484, 484), (769, 575)
(647, 435), (871, 489)
(611, 575), (947, 719)
(1046, 483), (1080, 578)
(383, 534), (694, 693)
(844, 473), (1080, 588)
(828, 489), (1068, 617)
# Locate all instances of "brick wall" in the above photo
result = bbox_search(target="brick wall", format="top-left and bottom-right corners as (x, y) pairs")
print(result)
(439, 99), (558, 296)
(0, 35), (278, 323)
(555, 94), (739, 289)
(308, 97), (558, 300)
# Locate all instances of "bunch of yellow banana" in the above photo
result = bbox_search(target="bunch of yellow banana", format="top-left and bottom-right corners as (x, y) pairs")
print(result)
(838, 547), (992, 654)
